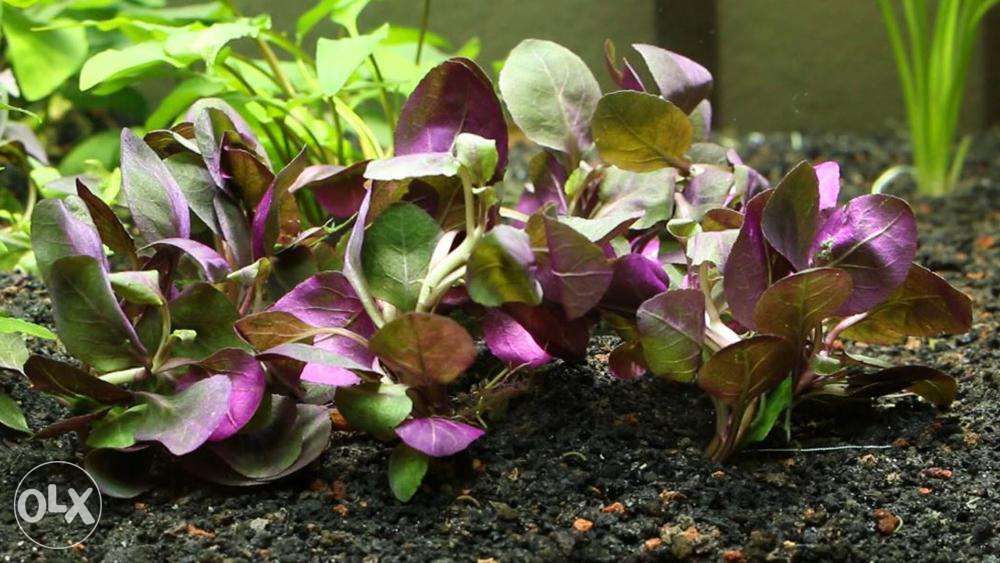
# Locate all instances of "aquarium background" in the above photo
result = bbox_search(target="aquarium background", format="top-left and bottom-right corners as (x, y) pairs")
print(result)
(242, 0), (997, 133)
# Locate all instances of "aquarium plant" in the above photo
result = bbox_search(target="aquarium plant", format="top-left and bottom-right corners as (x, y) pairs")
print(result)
(877, 0), (998, 196)
(18, 34), (972, 501)
(1, 0), (473, 271)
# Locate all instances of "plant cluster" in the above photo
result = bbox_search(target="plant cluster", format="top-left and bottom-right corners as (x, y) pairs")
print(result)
(1, 0), (470, 269)
(8, 32), (972, 501)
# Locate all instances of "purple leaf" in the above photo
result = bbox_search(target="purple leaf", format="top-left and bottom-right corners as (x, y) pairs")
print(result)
(632, 44), (713, 114)
(189, 98), (268, 187)
(841, 263), (973, 344)
(602, 254), (670, 314)
(723, 189), (774, 329)
(119, 128), (190, 243)
(815, 161), (840, 212)
(517, 152), (568, 216)
(76, 180), (137, 266)
(342, 188), (372, 306)
(394, 58), (508, 183)
(529, 215), (613, 320)
(761, 161), (819, 270)
(148, 238), (231, 282)
(134, 374), (232, 456)
(395, 417), (485, 457)
(252, 148), (308, 259)
(199, 349), (266, 442)
(299, 334), (365, 387)
(609, 341), (647, 380)
(809, 195), (917, 315)
(269, 272), (376, 386)
(270, 271), (370, 329)
(289, 161), (368, 218)
(482, 308), (553, 368)
(485, 303), (591, 365)
(31, 197), (107, 279)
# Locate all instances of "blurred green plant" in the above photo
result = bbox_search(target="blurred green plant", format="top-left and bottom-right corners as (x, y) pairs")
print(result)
(1, 0), (472, 272)
(877, 0), (998, 196)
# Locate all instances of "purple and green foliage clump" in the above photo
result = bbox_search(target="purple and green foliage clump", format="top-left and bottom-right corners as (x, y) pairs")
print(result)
(26, 37), (971, 501)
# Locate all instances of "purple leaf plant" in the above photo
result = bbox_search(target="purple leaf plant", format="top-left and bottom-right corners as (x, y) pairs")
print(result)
(25, 39), (971, 503)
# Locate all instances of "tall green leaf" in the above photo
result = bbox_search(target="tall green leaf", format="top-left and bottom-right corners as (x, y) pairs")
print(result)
(361, 202), (441, 311)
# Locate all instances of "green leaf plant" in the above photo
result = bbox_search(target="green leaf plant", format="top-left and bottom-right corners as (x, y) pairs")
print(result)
(877, 0), (998, 196)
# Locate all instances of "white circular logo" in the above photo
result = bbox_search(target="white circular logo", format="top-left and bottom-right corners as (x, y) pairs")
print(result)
(13, 461), (102, 549)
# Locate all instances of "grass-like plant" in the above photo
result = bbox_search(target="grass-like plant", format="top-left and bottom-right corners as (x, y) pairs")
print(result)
(877, 0), (998, 196)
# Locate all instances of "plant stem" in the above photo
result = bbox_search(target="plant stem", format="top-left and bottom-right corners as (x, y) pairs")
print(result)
(415, 0), (432, 64)
(99, 367), (147, 386)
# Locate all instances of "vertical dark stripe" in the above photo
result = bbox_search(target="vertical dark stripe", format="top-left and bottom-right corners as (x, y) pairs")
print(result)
(652, 0), (720, 126)
(985, 8), (1000, 127)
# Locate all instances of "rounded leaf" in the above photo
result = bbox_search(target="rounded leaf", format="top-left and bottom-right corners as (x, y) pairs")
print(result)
(698, 335), (796, 407)
(395, 417), (485, 457)
(369, 313), (476, 386)
(499, 39), (601, 155)
(592, 91), (692, 172)
(753, 268), (853, 342)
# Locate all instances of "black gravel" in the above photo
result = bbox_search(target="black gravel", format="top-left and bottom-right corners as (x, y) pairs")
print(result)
(1, 132), (998, 561)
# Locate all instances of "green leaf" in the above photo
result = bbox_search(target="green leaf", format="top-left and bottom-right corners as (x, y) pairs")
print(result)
(47, 256), (145, 372)
(592, 91), (692, 172)
(334, 382), (412, 435)
(108, 270), (164, 306)
(0, 393), (29, 433)
(165, 17), (271, 68)
(753, 268), (852, 343)
(361, 202), (441, 311)
(80, 42), (174, 94)
(2, 10), (88, 101)
(467, 226), (541, 307)
(0, 316), (56, 340)
(498, 39), (601, 155)
(595, 166), (677, 229)
(86, 405), (147, 449)
(745, 377), (792, 443)
(169, 284), (249, 361)
(316, 23), (388, 96)
(59, 130), (120, 176)
(842, 263), (973, 345)
(0, 333), (30, 373)
(452, 132), (498, 186)
(369, 313), (476, 387)
(698, 335), (796, 407)
(388, 443), (428, 502)
(637, 290), (705, 382)
(145, 76), (226, 130)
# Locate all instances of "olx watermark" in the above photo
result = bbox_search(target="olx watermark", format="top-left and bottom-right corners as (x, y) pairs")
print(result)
(13, 461), (102, 549)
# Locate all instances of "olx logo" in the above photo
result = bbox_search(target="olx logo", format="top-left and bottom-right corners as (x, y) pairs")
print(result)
(13, 461), (102, 549)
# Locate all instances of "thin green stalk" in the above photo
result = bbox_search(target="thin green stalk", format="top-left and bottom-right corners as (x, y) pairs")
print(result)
(416, 0), (432, 64)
